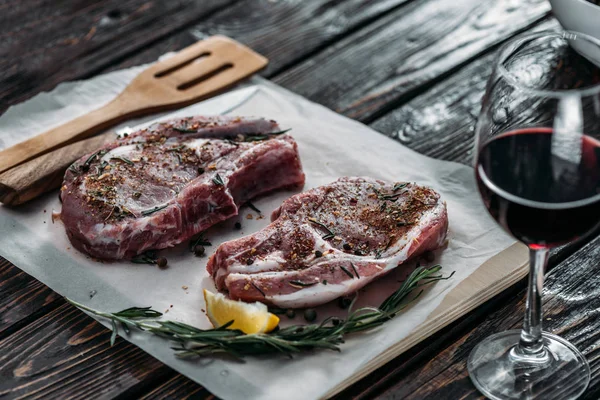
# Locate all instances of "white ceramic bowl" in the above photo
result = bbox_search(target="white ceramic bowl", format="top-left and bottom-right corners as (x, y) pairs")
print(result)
(550, 0), (600, 66)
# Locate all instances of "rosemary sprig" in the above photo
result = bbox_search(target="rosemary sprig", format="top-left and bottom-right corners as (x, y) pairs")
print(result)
(378, 192), (403, 201)
(252, 282), (266, 297)
(110, 156), (134, 165)
(173, 125), (196, 133)
(375, 238), (394, 260)
(288, 280), (319, 288)
(393, 182), (409, 191)
(141, 204), (168, 216)
(350, 263), (360, 278)
(66, 265), (452, 359)
(246, 201), (261, 214)
(68, 163), (79, 174)
(96, 160), (109, 176)
(131, 251), (158, 264)
(340, 265), (355, 279)
(84, 149), (107, 169)
(308, 218), (336, 240)
(212, 173), (225, 186)
(166, 145), (186, 152)
(244, 129), (292, 142)
(189, 232), (212, 251)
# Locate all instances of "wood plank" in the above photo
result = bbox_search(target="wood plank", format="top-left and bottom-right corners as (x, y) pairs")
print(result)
(0, 2), (590, 400)
(139, 375), (212, 400)
(370, 18), (559, 164)
(188, 0), (415, 77)
(102, 0), (416, 76)
(360, 233), (600, 400)
(274, 0), (550, 123)
(0, 257), (61, 340)
(0, 0), (238, 113)
(0, 303), (173, 400)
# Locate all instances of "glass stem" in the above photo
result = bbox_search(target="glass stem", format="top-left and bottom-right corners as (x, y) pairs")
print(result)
(518, 247), (549, 357)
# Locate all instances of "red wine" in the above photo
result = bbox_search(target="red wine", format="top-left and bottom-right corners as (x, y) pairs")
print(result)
(476, 128), (600, 247)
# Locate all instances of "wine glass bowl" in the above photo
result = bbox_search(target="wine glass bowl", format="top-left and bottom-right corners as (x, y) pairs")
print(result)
(550, 0), (600, 66)
(468, 31), (600, 400)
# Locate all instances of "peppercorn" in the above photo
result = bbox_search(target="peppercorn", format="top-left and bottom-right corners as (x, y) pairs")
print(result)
(338, 296), (352, 309)
(198, 167), (205, 175)
(157, 257), (168, 269)
(246, 258), (254, 265)
(343, 243), (352, 251)
(234, 222), (242, 230)
(315, 250), (323, 258)
(194, 245), (205, 257)
(286, 309), (296, 319)
(304, 308), (317, 322)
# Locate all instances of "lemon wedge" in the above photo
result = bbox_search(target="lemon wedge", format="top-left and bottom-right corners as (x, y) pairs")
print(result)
(203, 289), (279, 334)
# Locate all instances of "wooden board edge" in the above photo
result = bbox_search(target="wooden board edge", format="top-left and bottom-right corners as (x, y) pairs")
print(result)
(324, 242), (529, 399)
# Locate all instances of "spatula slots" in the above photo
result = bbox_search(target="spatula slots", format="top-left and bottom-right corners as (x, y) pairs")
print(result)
(0, 35), (268, 176)
(0, 35), (268, 206)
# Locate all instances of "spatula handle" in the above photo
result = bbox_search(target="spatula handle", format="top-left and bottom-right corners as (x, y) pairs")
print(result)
(0, 131), (114, 206)
(0, 96), (136, 175)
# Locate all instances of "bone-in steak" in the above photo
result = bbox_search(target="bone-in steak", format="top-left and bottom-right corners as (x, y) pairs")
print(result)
(60, 116), (305, 260)
(207, 177), (448, 308)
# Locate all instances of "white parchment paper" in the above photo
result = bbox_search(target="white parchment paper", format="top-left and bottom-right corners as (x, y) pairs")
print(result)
(0, 65), (514, 400)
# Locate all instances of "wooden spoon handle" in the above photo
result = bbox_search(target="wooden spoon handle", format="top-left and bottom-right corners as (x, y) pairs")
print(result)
(0, 131), (115, 206)
(0, 95), (136, 175)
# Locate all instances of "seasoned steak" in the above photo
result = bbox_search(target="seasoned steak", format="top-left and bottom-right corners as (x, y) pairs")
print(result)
(207, 177), (448, 308)
(60, 116), (305, 260)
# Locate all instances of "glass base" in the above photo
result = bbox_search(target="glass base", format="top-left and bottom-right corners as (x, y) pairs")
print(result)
(468, 330), (590, 400)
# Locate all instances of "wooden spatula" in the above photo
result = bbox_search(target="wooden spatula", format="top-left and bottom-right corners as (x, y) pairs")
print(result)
(0, 132), (114, 205)
(0, 35), (267, 176)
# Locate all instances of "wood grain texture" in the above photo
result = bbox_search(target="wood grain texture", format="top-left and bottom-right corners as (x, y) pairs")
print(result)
(0, 0), (238, 113)
(356, 233), (600, 400)
(189, 0), (414, 77)
(0, 1), (598, 399)
(369, 19), (559, 165)
(139, 374), (212, 400)
(0, 35), (267, 178)
(0, 303), (173, 400)
(0, 257), (61, 340)
(100, 0), (416, 77)
(274, 0), (550, 123)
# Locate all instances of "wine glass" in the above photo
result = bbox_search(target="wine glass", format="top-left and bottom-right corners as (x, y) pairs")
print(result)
(468, 30), (600, 400)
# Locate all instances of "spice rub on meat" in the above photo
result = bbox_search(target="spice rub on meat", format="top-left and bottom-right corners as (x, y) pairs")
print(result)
(60, 116), (305, 260)
(207, 177), (448, 308)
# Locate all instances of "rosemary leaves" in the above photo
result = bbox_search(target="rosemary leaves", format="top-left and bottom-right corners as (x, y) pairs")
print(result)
(246, 201), (261, 214)
(212, 174), (225, 186)
(173, 125), (197, 133)
(131, 251), (159, 264)
(141, 204), (168, 216)
(308, 218), (336, 240)
(189, 232), (212, 252)
(244, 128), (292, 142)
(110, 156), (134, 165)
(66, 265), (453, 359)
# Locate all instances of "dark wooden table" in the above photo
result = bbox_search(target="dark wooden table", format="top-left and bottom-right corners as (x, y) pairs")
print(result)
(2, 1), (600, 399)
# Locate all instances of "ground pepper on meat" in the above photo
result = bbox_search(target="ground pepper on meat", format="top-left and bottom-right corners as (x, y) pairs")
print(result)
(230, 180), (441, 279)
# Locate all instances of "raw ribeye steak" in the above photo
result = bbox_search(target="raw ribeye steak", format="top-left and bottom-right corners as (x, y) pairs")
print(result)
(60, 116), (305, 260)
(207, 177), (448, 308)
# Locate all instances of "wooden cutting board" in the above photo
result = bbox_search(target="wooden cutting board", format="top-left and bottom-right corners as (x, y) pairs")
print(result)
(326, 242), (529, 398)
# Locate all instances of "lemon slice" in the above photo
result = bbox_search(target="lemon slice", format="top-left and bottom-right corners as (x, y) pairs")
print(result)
(203, 289), (279, 334)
